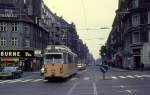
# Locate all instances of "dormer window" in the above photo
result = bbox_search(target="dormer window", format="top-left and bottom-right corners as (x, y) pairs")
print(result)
(132, 0), (139, 8)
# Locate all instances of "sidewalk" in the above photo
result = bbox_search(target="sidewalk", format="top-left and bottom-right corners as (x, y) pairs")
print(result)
(110, 67), (131, 72)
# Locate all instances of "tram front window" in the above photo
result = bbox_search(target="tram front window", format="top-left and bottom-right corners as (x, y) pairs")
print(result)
(44, 54), (63, 64)
(45, 54), (62, 59)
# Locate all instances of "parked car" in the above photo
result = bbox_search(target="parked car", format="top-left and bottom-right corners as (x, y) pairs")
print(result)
(77, 63), (86, 70)
(0, 67), (23, 79)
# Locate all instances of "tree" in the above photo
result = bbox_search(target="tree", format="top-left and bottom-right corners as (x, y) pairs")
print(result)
(100, 45), (107, 64)
(100, 45), (106, 57)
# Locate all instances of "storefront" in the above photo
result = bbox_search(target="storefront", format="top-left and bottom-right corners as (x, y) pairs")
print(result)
(0, 50), (34, 71)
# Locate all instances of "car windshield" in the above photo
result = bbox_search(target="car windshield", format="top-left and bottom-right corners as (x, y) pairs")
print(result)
(2, 67), (16, 72)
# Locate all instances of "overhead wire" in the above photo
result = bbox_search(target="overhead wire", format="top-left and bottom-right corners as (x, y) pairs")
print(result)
(81, 0), (88, 32)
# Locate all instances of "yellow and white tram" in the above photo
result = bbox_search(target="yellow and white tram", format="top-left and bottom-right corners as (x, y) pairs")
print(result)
(43, 45), (78, 80)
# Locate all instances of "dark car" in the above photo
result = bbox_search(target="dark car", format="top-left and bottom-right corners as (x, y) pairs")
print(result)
(0, 67), (23, 79)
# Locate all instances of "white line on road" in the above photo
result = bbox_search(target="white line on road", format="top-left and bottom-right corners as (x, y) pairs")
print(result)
(66, 82), (78, 95)
(7, 79), (22, 83)
(83, 77), (90, 80)
(111, 76), (118, 79)
(93, 82), (98, 95)
(126, 90), (132, 94)
(134, 75), (143, 78)
(31, 79), (43, 82)
(0, 80), (12, 84)
(118, 76), (126, 79)
(20, 79), (33, 83)
(142, 75), (150, 78)
(126, 75), (135, 78)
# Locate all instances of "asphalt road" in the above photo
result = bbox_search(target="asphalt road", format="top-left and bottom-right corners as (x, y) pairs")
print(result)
(0, 66), (150, 95)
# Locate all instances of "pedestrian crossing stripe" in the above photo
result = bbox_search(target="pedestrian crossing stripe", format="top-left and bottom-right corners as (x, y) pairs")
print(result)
(134, 75), (143, 78)
(118, 76), (126, 79)
(126, 75), (134, 78)
(0, 79), (44, 84)
(21, 79), (33, 83)
(111, 74), (150, 79)
(111, 76), (118, 79)
(32, 79), (43, 82)
(0, 74), (150, 84)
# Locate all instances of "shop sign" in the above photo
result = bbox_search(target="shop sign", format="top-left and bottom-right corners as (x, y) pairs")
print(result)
(0, 58), (19, 62)
(0, 50), (34, 57)
(0, 9), (18, 18)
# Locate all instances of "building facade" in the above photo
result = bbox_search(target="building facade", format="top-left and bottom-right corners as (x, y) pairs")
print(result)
(0, 0), (90, 71)
(106, 0), (150, 69)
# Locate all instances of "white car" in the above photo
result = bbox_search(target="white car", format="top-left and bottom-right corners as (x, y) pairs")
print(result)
(0, 67), (22, 79)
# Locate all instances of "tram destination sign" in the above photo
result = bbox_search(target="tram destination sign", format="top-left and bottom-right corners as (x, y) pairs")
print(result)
(0, 50), (34, 58)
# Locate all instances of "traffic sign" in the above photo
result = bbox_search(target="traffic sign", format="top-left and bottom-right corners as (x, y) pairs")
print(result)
(100, 65), (109, 73)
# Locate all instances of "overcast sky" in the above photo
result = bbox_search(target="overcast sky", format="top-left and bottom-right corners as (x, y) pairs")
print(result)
(43, 0), (118, 59)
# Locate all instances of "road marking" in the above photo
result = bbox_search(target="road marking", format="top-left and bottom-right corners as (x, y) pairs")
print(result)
(140, 78), (144, 80)
(126, 75), (134, 78)
(93, 82), (98, 95)
(134, 75), (143, 78)
(70, 77), (78, 81)
(20, 79), (33, 83)
(126, 90), (132, 94)
(118, 76), (126, 79)
(112, 85), (125, 88)
(7, 79), (22, 83)
(111, 76), (118, 79)
(0, 80), (12, 84)
(31, 79), (43, 82)
(142, 75), (150, 78)
(83, 77), (90, 80)
(67, 82), (78, 95)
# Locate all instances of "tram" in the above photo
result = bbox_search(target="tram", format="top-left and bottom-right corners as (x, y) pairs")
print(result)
(43, 45), (78, 80)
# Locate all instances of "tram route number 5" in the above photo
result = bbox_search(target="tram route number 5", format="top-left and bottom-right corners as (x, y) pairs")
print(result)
(100, 65), (109, 80)
(25, 52), (32, 57)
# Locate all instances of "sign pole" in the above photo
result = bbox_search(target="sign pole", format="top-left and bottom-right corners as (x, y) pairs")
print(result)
(103, 72), (105, 80)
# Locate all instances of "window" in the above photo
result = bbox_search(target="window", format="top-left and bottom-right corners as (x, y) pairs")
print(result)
(25, 40), (30, 48)
(132, 0), (139, 8)
(148, 11), (150, 24)
(12, 23), (18, 32)
(133, 32), (140, 44)
(0, 22), (7, 31)
(24, 24), (30, 36)
(132, 14), (140, 26)
(0, 37), (6, 46)
(11, 37), (18, 46)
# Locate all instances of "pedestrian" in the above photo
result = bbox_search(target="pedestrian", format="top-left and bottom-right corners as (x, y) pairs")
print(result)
(141, 63), (144, 71)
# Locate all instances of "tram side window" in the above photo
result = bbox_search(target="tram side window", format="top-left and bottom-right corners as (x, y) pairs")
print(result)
(68, 54), (73, 63)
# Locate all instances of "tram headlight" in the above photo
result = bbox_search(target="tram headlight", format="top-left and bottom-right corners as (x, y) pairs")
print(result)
(51, 69), (55, 73)
(60, 68), (63, 73)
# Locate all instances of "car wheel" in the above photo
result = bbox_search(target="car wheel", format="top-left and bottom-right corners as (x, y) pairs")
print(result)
(11, 73), (15, 79)
(18, 74), (21, 78)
